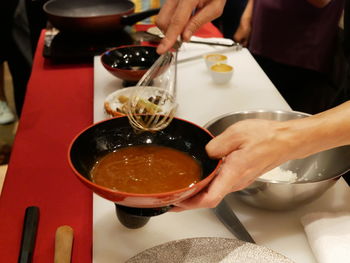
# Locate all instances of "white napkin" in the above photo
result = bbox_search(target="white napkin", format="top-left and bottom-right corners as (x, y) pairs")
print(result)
(190, 36), (235, 45)
(178, 36), (237, 62)
(301, 211), (350, 263)
(147, 26), (235, 46)
(146, 26), (239, 62)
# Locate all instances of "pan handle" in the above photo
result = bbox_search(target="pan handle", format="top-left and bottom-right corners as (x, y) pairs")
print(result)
(121, 8), (160, 26)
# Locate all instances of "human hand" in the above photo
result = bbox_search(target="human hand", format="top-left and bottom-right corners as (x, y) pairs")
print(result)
(233, 18), (251, 47)
(171, 101), (350, 212)
(171, 119), (297, 212)
(156, 0), (226, 53)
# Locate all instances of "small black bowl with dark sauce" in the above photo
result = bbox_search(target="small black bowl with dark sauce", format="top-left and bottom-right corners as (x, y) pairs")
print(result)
(101, 45), (159, 87)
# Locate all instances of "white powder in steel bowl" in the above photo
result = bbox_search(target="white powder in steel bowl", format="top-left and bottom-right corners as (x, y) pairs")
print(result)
(259, 167), (298, 183)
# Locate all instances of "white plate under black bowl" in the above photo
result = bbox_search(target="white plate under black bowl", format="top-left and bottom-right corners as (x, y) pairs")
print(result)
(126, 237), (294, 263)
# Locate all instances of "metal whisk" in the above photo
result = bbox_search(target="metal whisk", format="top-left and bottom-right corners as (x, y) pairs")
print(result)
(126, 47), (179, 132)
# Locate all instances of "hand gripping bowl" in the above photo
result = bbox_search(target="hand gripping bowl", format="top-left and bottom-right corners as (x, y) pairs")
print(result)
(68, 116), (220, 228)
(101, 45), (161, 86)
(204, 109), (350, 211)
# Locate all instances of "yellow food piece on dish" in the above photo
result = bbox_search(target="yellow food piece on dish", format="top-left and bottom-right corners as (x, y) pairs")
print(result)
(117, 95), (161, 114)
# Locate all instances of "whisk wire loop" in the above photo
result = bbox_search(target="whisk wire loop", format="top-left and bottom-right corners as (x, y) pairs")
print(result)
(126, 48), (179, 132)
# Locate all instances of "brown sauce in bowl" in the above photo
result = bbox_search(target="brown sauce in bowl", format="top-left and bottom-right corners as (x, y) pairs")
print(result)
(90, 145), (202, 194)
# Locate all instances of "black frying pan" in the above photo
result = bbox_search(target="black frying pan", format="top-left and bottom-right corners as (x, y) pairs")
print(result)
(43, 0), (160, 34)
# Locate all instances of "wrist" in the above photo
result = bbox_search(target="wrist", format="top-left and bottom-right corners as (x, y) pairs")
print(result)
(276, 105), (350, 161)
(273, 117), (322, 161)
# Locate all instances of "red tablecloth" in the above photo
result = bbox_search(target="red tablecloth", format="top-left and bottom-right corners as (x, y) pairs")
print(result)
(0, 23), (222, 262)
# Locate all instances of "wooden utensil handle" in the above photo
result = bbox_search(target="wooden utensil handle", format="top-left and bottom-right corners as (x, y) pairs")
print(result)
(54, 225), (74, 263)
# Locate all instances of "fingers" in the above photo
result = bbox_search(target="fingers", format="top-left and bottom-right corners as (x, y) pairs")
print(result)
(171, 191), (214, 211)
(156, 0), (179, 32)
(206, 125), (243, 159)
(233, 26), (250, 47)
(181, 1), (225, 41)
(233, 33), (248, 47)
(156, 0), (226, 54)
(171, 148), (266, 211)
(171, 155), (247, 211)
(171, 187), (224, 211)
(241, 38), (248, 47)
(156, 0), (197, 54)
(208, 152), (251, 193)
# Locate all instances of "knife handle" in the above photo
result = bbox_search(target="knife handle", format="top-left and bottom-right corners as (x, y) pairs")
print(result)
(54, 225), (74, 263)
(18, 206), (40, 263)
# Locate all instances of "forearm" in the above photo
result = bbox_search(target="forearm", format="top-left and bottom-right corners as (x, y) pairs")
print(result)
(233, 0), (253, 45)
(278, 101), (350, 160)
(240, 0), (254, 23)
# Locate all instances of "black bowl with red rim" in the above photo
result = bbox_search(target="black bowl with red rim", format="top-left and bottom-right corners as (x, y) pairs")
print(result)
(68, 116), (221, 228)
(101, 45), (160, 86)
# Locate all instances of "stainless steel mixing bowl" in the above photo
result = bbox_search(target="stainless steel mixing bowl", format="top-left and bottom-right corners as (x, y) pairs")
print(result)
(204, 109), (350, 210)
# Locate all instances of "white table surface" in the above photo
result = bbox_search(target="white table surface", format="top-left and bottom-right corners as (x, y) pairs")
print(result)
(93, 44), (350, 263)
